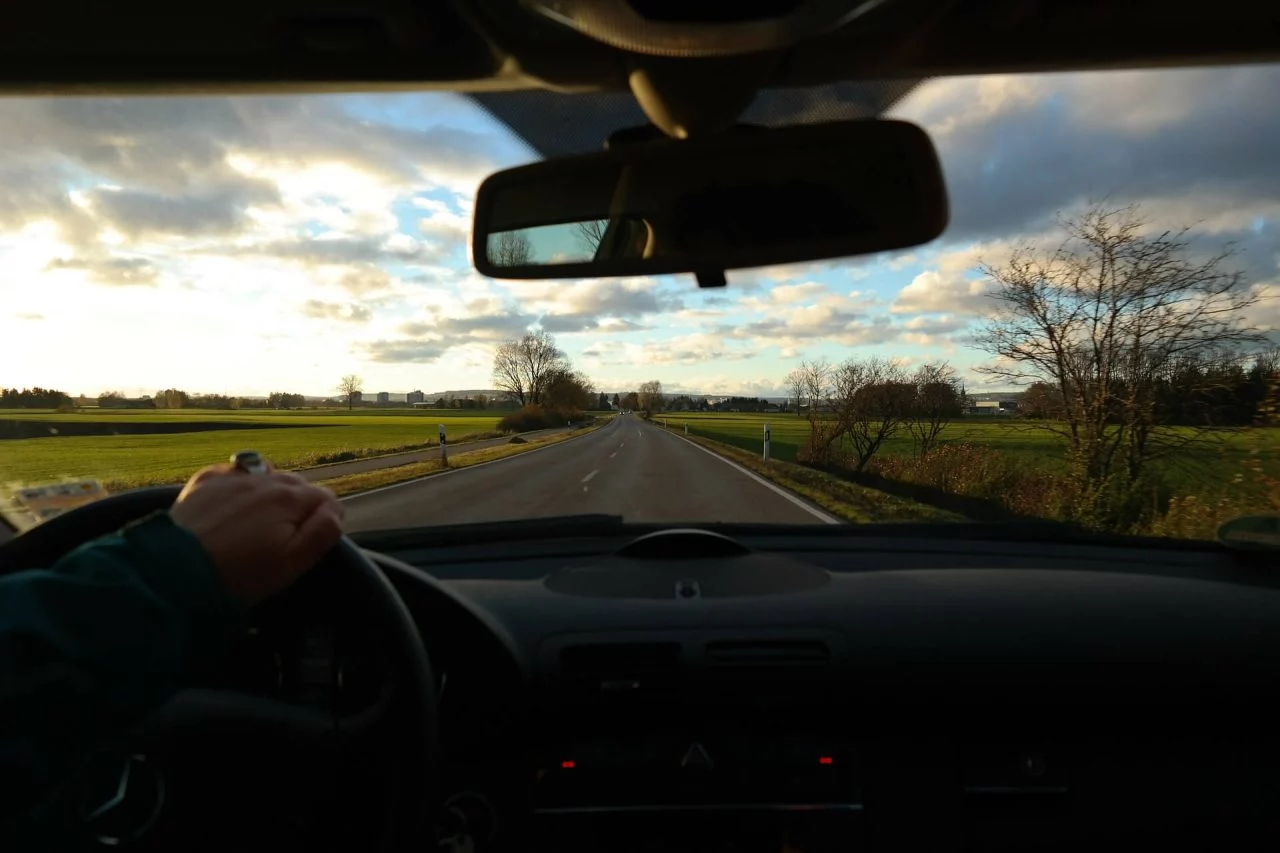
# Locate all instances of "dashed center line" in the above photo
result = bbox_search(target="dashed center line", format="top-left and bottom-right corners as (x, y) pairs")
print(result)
(581, 469), (598, 483)
(610, 452), (617, 458)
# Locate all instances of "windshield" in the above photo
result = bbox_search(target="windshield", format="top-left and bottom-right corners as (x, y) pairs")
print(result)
(2, 66), (1278, 541)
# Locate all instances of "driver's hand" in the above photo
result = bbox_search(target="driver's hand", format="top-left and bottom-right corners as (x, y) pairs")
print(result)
(170, 464), (345, 605)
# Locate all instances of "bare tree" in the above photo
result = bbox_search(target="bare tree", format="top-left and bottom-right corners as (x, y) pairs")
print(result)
(795, 359), (843, 465)
(833, 357), (913, 471)
(337, 374), (363, 411)
(638, 380), (665, 415)
(574, 219), (609, 258)
(974, 202), (1261, 498)
(785, 367), (807, 417)
(907, 362), (964, 456)
(490, 230), (534, 267)
(491, 330), (565, 406)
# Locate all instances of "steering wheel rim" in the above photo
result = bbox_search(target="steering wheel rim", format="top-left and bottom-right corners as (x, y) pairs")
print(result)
(0, 485), (438, 850)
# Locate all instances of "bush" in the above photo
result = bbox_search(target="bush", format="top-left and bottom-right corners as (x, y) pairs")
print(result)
(499, 404), (552, 433)
(498, 404), (583, 432)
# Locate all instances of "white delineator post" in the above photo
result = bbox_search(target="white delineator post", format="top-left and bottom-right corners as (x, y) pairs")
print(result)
(684, 423), (688, 435)
(763, 423), (771, 462)
(438, 424), (448, 466)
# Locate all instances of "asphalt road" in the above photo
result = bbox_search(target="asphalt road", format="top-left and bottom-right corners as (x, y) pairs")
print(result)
(341, 415), (839, 531)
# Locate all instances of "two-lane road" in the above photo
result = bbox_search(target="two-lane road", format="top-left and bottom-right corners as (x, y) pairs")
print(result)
(342, 416), (838, 531)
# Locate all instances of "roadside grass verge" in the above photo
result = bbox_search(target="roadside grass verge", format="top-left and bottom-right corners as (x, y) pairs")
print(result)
(2, 415), (508, 490)
(673, 430), (964, 524)
(319, 426), (601, 497)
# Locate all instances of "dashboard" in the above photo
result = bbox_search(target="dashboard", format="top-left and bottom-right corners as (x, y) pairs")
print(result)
(230, 525), (1280, 852)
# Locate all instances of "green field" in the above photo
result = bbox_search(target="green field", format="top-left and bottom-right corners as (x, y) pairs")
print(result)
(664, 411), (1280, 499)
(1, 409), (508, 490)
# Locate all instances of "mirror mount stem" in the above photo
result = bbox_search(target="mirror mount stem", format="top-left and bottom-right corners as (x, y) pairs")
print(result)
(627, 55), (779, 139)
(695, 270), (727, 289)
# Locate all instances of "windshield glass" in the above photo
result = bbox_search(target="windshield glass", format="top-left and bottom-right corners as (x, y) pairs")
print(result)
(2, 66), (1277, 540)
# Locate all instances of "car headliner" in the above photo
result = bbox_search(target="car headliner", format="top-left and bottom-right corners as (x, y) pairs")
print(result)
(2, 1), (1273, 157)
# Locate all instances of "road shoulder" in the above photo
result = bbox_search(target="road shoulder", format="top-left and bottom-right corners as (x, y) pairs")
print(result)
(661, 426), (964, 524)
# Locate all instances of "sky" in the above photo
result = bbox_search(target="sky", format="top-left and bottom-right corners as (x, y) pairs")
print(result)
(2, 64), (1279, 399)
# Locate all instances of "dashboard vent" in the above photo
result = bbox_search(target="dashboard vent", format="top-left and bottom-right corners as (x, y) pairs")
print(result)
(706, 640), (830, 668)
(557, 643), (683, 694)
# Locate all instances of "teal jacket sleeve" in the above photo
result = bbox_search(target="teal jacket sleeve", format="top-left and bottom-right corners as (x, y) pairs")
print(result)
(0, 511), (246, 834)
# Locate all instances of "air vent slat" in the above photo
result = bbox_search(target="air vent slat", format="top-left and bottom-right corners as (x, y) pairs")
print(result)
(706, 640), (830, 668)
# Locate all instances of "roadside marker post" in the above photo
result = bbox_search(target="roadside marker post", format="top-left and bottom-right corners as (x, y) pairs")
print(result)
(763, 423), (771, 462)
(684, 423), (688, 435)
(438, 424), (448, 466)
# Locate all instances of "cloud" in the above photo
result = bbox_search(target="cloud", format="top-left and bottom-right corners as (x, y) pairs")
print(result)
(505, 276), (685, 333)
(892, 65), (1280, 252)
(46, 254), (159, 286)
(84, 179), (278, 239)
(356, 339), (449, 364)
(301, 299), (372, 323)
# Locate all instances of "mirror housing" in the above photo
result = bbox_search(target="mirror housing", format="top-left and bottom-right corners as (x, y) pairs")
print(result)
(472, 119), (948, 282)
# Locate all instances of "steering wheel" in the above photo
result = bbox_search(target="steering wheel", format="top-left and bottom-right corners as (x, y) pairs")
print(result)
(1, 484), (438, 851)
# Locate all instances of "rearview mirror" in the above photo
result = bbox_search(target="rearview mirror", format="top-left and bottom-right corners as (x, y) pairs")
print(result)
(472, 120), (948, 282)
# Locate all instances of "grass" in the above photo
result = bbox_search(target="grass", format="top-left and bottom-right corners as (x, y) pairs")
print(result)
(1, 408), (508, 491)
(666, 412), (1280, 500)
(315, 426), (600, 497)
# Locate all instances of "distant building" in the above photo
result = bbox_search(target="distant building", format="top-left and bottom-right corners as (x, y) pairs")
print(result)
(968, 400), (1018, 416)
(376, 391), (390, 405)
(407, 390), (425, 404)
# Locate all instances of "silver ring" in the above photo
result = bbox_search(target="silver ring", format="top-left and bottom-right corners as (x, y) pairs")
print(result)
(231, 450), (269, 475)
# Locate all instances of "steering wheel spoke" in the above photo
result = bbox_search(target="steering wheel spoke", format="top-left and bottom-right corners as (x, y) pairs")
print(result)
(134, 688), (338, 746)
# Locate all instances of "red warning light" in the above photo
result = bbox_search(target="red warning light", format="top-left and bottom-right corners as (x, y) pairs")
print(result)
(560, 760), (576, 769)
(818, 756), (834, 765)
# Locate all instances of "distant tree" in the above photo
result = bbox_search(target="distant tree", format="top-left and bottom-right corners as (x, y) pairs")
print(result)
(98, 391), (125, 408)
(154, 388), (189, 409)
(638, 380), (665, 414)
(0, 387), (72, 409)
(336, 374), (363, 411)
(190, 394), (234, 410)
(786, 367), (808, 417)
(597, 391), (609, 411)
(1018, 381), (1062, 420)
(492, 330), (567, 406)
(621, 391), (640, 411)
(475, 393), (489, 409)
(268, 391), (305, 409)
(543, 368), (594, 416)
(906, 362), (964, 456)
(490, 230), (533, 267)
(611, 393), (621, 408)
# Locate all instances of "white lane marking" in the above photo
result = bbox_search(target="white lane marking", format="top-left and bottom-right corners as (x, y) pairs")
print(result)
(581, 469), (598, 483)
(341, 429), (597, 501)
(663, 431), (842, 525)
(637, 430), (643, 438)
(610, 452), (617, 458)
(583, 486), (589, 492)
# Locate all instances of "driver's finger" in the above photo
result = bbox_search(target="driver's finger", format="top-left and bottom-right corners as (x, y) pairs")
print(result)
(285, 504), (344, 572)
(188, 463), (233, 484)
